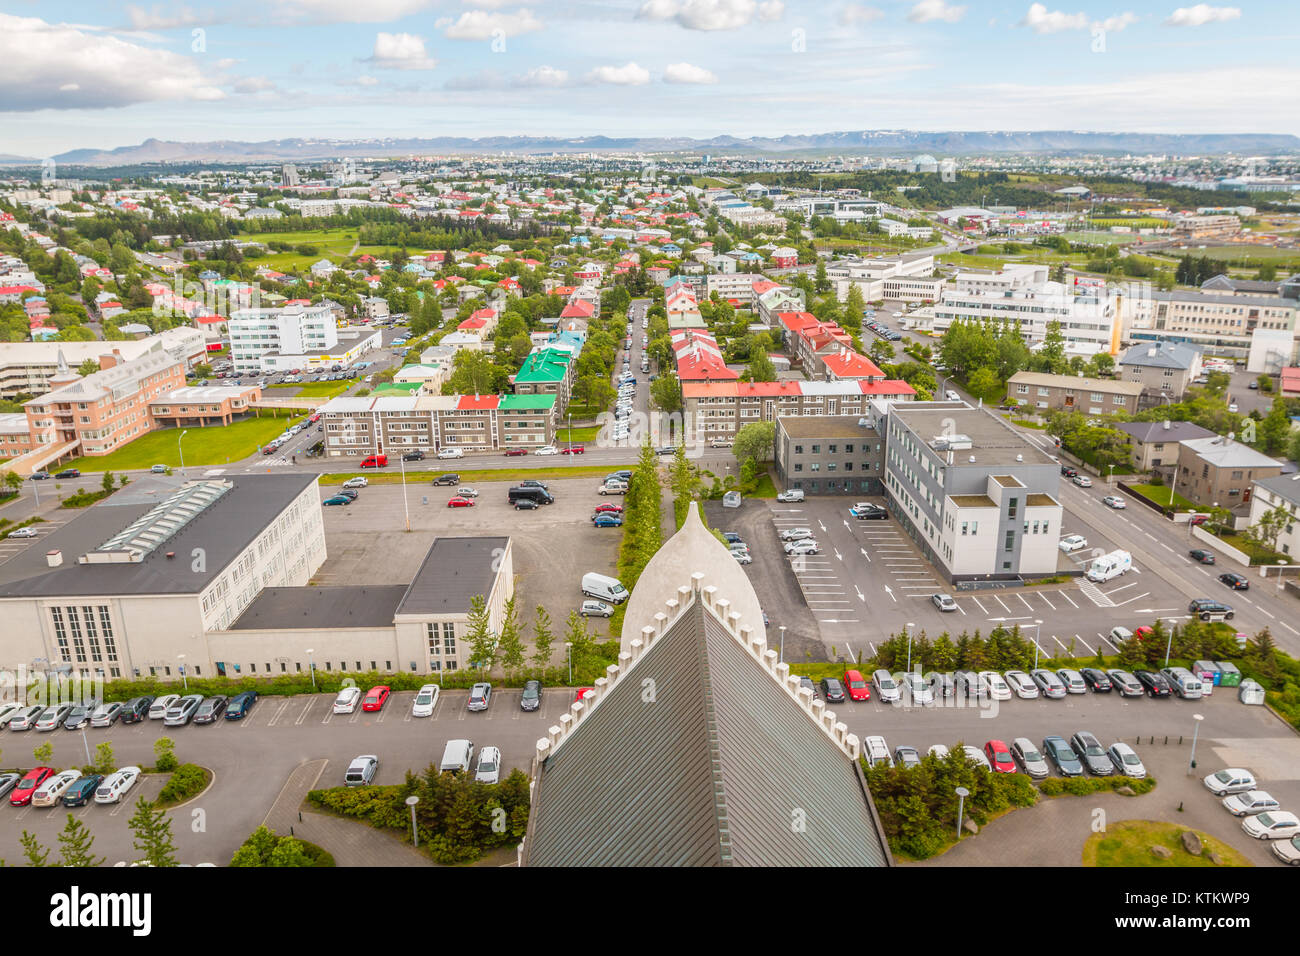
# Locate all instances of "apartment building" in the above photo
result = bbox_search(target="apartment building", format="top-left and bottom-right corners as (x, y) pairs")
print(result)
(512, 345), (576, 412)
(1173, 214), (1240, 240)
(883, 404), (1063, 581)
(756, 286), (806, 326)
(1247, 474), (1300, 558)
(827, 252), (939, 303)
(681, 378), (915, 443)
(671, 329), (736, 383)
(1174, 435), (1281, 516)
(318, 392), (556, 458)
(774, 415), (886, 495)
(705, 272), (767, 304)
(1113, 420), (1216, 472)
(228, 303), (338, 373)
(0, 474), (325, 679)
(148, 384), (262, 428)
(1006, 370), (1144, 416)
(0, 328), (206, 400)
(1121, 289), (1297, 368)
(1117, 340), (1203, 404)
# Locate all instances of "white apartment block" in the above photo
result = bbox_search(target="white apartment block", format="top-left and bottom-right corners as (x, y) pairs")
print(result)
(1120, 289), (1298, 369)
(228, 304), (339, 373)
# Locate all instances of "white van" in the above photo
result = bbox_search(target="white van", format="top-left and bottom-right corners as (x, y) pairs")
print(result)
(1087, 550), (1132, 583)
(863, 735), (893, 767)
(148, 694), (180, 719)
(582, 572), (629, 605)
(945, 390), (960, 402)
(439, 739), (475, 775)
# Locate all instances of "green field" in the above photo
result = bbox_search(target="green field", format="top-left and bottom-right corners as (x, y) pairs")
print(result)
(1175, 245), (1300, 264)
(1060, 231), (1140, 246)
(63, 413), (306, 472)
(266, 379), (355, 399)
(236, 229), (402, 272)
(1082, 821), (1249, 867)
(1127, 483), (1195, 510)
(556, 426), (601, 442)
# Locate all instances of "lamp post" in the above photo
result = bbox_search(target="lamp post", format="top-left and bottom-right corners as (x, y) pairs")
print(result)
(405, 795), (420, 847)
(178, 430), (188, 476)
(565, 642), (573, 685)
(1276, 559), (1288, 591)
(779, 626), (786, 665)
(176, 654), (187, 691)
(955, 786), (970, 838)
(1189, 713), (1205, 773)
(80, 725), (92, 766)
(1029, 619), (1044, 670)
(905, 623), (914, 673)
(306, 648), (316, 689)
(399, 452), (410, 532)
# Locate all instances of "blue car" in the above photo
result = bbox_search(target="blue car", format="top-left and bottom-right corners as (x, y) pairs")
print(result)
(322, 494), (351, 506)
(593, 514), (623, 528)
(225, 690), (258, 720)
(1042, 735), (1084, 777)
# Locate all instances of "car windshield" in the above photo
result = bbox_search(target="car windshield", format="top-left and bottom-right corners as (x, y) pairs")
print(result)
(480, 760), (497, 773)
(364, 695), (377, 704)
(1214, 771), (1234, 783)
(416, 694), (432, 704)
(1085, 745), (1105, 756)
(1123, 753), (1140, 765)
(849, 680), (865, 688)
(879, 678), (895, 689)
(1022, 749), (1042, 762)
(1257, 813), (1276, 827)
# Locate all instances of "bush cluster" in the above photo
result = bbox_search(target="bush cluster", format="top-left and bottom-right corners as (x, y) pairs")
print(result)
(230, 825), (333, 867)
(1038, 774), (1155, 797)
(156, 763), (207, 804)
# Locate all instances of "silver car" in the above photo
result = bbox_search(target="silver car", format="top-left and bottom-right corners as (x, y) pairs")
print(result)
(1004, 670), (1039, 699)
(779, 527), (814, 542)
(1106, 742), (1147, 779)
(90, 702), (124, 728)
(1107, 669), (1144, 697)
(35, 704), (74, 731)
(1056, 668), (1087, 694)
(931, 593), (957, 612)
(1031, 668), (1067, 698)
(902, 672), (933, 705)
(1011, 737), (1050, 779)
(163, 694), (204, 727)
(872, 669), (902, 704)
(1223, 790), (1280, 817)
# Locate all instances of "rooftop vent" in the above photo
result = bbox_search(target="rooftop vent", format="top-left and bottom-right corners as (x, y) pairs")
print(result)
(46, 550), (62, 568)
(1016, 454), (1023, 462)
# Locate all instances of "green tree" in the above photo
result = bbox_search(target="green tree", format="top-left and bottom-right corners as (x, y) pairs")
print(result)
(230, 825), (279, 867)
(1243, 504), (1289, 553)
(650, 371), (682, 414)
(2, 470), (22, 496)
(965, 367), (1003, 404)
(101, 471), (116, 495)
(496, 595), (526, 671)
(531, 605), (555, 670)
(127, 797), (178, 867)
(1205, 370), (1231, 394)
(153, 736), (177, 772)
(77, 358), (100, 376)
(33, 741), (53, 765)
(91, 741), (116, 776)
(20, 830), (50, 867)
(267, 836), (315, 866)
(733, 420), (776, 464)
(1257, 396), (1291, 455)
(446, 348), (497, 396)
(1033, 320), (1068, 374)
(745, 348), (777, 383)
(814, 260), (830, 293)
(464, 594), (497, 671)
(58, 814), (105, 867)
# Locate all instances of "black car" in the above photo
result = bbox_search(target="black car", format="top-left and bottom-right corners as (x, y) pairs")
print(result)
(656, 446), (677, 456)
(796, 676), (819, 700)
(853, 505), (889, 520)
(1069, 731), (1113, 776)
(606, 471), (632, 483)
(1188, 597), (1234, 620)
(520, 680), (542, 712)
(519, 479), (549, 491)
(1080, 668), (1112, 692)
(1135, 670), (1172, 698)
(193, 695), (228, 724)
(402, 450), (425, 461)
(722, 532), (742, 544)
(432, 473), (460, 486)
(514, 497), (539, 510)
(1042, 735), (1084, 776)
(1060, 465), (1078, 478)
(225, 691), (258, 720)
(1219, 572), (1250, 591)
(55, 469), (81, 479)
(119, 696), (154, 723)
(337, 488), (359, 501)
(29, 471), (50, 480)
(1189, 549), (1216, 565)
(62, 701), (100, 730)
(820, 677), (846, 703)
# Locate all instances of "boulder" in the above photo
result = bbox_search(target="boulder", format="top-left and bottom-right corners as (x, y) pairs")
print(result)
(1181, 830), (1203, 856)
(963, 818), (979, 836)
(1206, 851), (1223, 865)
(1115, 785), (1136, 796)
(1150, 845), (1173, 859)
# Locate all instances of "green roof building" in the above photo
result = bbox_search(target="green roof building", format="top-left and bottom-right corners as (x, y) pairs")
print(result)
(512, 345), (575, 413)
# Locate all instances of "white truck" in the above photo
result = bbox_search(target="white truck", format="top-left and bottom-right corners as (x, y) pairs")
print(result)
(582, 572), (629, 605)
(1086, 549), (1132, 583)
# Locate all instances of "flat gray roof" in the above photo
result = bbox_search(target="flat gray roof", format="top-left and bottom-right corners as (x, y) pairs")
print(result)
(777, 415), (879, 440)
(229, 585), (407, 630)
(395, 536), (509, 617)
(0, 473), (317, 599)
(892, 405), (1056, 466)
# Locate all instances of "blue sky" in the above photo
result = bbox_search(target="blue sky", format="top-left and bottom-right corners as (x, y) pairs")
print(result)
(1, 1), (1294, 157)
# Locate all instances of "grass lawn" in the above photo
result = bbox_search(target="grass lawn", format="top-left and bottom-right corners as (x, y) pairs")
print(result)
(1127, 483), (1195, 511)
(266, 380), (354, 399)
(1216, 533), (1288, 566)
(557, 426), (601, 442)
(319, 464), (616, 485)
(564, 403), (603, 420)
(1082, 821), (1250, 867)
(1060, 231), (1140, 246)
(749, 473), (778, 498)
(62, 413), (306, 472)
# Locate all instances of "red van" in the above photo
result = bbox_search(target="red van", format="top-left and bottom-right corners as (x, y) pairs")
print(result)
(360, 455), (388, 468)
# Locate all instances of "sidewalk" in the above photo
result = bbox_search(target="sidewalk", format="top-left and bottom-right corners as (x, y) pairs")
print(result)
(262, 759), (432, 867)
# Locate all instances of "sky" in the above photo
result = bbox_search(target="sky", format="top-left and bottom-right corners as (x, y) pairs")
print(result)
(1, 0), (1296, 157)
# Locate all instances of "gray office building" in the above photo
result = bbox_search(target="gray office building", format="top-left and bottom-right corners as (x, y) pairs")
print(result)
(773, 416), (885, 495)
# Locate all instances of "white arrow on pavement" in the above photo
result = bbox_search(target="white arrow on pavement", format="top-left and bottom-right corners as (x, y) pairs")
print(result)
(883, 585), (897, 603)
(860, 548), (871, 562)
(855, 586), (865, 602)
(843, 519), (853, 531)
(818, 520), (827, 532)
(835, 549), (843, 561)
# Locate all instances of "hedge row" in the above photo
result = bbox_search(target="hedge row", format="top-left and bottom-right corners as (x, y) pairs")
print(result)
(1038, 775), (1156, 797)
(156, 763), (209, 806)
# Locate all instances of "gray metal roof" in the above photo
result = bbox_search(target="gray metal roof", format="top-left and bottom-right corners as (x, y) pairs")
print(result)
(1253, 473), (1300, 507)
(229, 585), (408, 630)
(524, 602), (890, 867)
(394, 536), (509, 617)
(1113, 420), (1215, 444)
(1118, 341), (1201, 370)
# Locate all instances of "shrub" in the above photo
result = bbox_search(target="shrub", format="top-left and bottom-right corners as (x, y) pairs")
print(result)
(153, 737), (178, 773)
(1039, 778), (1064, 796)
(157, 763), (207, 804)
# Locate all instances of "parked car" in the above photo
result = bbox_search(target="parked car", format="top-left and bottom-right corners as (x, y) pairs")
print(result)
(779, 527), (814, 542)
(503, 448), (528, 457)
(10, 767), (54, 806)
(7, 704), (44, 732)
(893, 745), (922, 769)
(842, 670), (870, 701)
(1067, 731), (1113, 776)
(31, 769), (81, 807)
(1031, 668), (1067, 698)
(89, 702), (124, 728)
(709, 438), (733, 448)
(0, 772), (19, 800)
(475, 746), (502, 784)
(94, 767), (141, 804)
(30, 471), (52, 480)
(192, 696), (228, 724)
(514, 498), (539, 510)
(402, 450), (425, 461)
(412, 684), (440, 718)
(120, 696), (153, 724)
(344, 756), (379, 787)
(732, 550), (753, 565)
(62, 775), (104, 808)
(455, 487), (479, 498)
(55, 469), (81, 479)
(1056, 669), (1087, 694)
(984, 740), (1017, 773)
(1243, 811), (1300, 840)
(322, 494), (352, 506)
(593, 514), (623, 528)
(35, 704), (74, 731)
(1219, 572), (1250, 591)
(447, 496), (476, 508)
(819, 677), (846, 703)
(1059, 534), (1088, 553)
(62, 701), (100, 730)
(163, 694), (204, 727)
(863, 736), (892, 767)
(226, 691), (258, 720)
(468, 683), (492, 712)
(1072, 474), (1092, 488)
(849, 503), (889, 520)
(1004, 670), (1039, 699)
(1102, 495), (1126, 509)
(361, 686), (391, 712)
(1188, 597), (1234, 620)
(432, 473), (460, 486)
(1011, 738), (1050, 779)
(931, 592), (958, 612)
(1106, 669), (1144, 697)
(437, 448), (465, 459)
(1135, 670), (1172, 697)
(333, 686), (362, 714)
(1104, 742), (1146, 778)
(535, 446), (559, 456)
(1043, 736), (1084, 776)
(1080, 668), (1112, 692)
(962, 745), (993, 772)
(342, 477), (368, 489)
(872, 669), (901, 703)
(784, 540), (819, 556)
(1223, 790), (1280, 817)
(776, 489), (805, 503)
(7, 527), (37, 539)
(1273, 834), (1300, 865)
(978, 671), (1012, 701)
(1189, 549), (1216, 564)
(1205, 768), (1257, 795)
(927, 744), (950, 760)
(520, 680), (542, 712)
(580, 599), (614, 617)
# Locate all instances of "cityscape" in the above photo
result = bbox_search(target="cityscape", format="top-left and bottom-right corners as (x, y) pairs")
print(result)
(1, 0), (1298, 913)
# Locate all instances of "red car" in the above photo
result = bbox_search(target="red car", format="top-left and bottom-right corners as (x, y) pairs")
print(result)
(575, 688), (595, 703)
(1134, 625), (1154, 640)
(1190, 514), (1209, 526)
(447, 497), (475, 508)
(593, 503), (624, 515)
(561, 445), (585, 455)
(984, 740), (1017, 774)
(10, 767), (54, 806)
(504, 448), (528, 457)
(842, 669), (871, 701)
(361, 686), (391, 712)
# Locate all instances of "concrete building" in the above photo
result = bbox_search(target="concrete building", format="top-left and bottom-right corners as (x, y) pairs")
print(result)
(1117, 340), (1203, 405)
(883, 403), (1064, 582)
(1006, 370), (1144, 416)
(774, 416), (885, 496)
(228, 304), (337, 373)
(681, 379), (915, 443)
(1121, 289), (1297, 368)
(512, 345), (576, 413)
(1174, 435), (1282, 516)
(147, 385), (262, 428)
(0, 328), (206, 401)
(1113, 420), (1216, 473)
(1173, 214), (1240, 240)
(1247, 474), (1300, 559)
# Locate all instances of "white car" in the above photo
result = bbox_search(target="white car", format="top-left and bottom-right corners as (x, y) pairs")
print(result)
(332, 686), (362, 714)
(436, 448), (464, 459)
(412, 684), (440, 718)
(779, 527), (814, 541)
(979, 671), (1012, 701)
(31, 770), (81, 808)
(342, 477), (368, 489)
(1223, 790), (1280, 817)
(1102, 495), (1126, 509)
(94, 767), (141, 804)
(709, 438), (733, 448)
(872, 669), (902, 704)
(534, 445), (559, 456)
(580, 599), (614, 618)
(962, 745), (993, 771)
(1072, 474), (1092, 488)
(902, 672), (933, 705)
(475, 746), (502, 784)
(7, 527), (38, 539)
(931, 593), (957, 612)
(1107, 742), (1147, 778)
(784, 540), (820, 556)
(927, 744), (950, 759)
(1242, 811), (1300, 840)
(1004, 670), (1040, 699)
(1205, 768), (1257, 795)
(148, 694), (180, 719)
(0, 702), (23, 725)
(1059, 534), (1088, 553)
(776, 489), (805, 502)
(455, 487), (479, 498)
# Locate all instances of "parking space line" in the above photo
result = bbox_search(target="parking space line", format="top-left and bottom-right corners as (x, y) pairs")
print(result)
(1098, 634), (1118, 653)
(1075, 633), (1094, 654)
(294, 698), (314, 725)
(993, 595), (1011, 613)
(1037, 592), (1056, 610)
(1016, 594), (1033, 610)
(972, 597), (988, 614)
(1113, 591), (1150, 606)
(267, 699), (291, 726)
(1108, 582), (1137, 594)
(1052, 635), (1069, 651)
(1059, 591), (1078, 609)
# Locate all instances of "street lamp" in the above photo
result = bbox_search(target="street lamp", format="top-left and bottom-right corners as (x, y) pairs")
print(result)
(955, 786), (970, 838)
(80, 724), (92, 767)
(905, 623), (914, 673)
(399, 452), (410, 532)
(176, 653), (187, 691)
(178, 430), (188, 475)
(405, 795), (420, 847)
(779, 626), (786, 665)
(1029, 619), (1044, 670)
(565, 641), (573, 685)
(1276, 559), (1288, 591)
(1189, 713), (1205, 773)
(306, 648), (316, 689)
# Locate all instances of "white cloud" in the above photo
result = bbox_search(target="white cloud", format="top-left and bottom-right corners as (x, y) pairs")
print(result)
(0, 13), (224, 110)
(1165, 4), (1240, 27)
(369, 32), (438, 70)
(638, 0), (783, 31)
(839, 4), (885, 26)
(442, 9), (543, 39)
(513, 65), (570, 87)
(233, 76), (276, 93)
(124, 5), (213, 29)
(663, 62), (718, 84)
(585, 62), (652, 85)
(1019, 3), (1088, 32)
(907, 1), (966, 24)
(270, 0), (438, 23)
(1096, 11), (1138, 31)
(356, 75), (380, 86)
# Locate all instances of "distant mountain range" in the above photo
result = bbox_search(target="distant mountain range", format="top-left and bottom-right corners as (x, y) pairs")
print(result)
(16, 130), (1300, 166)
